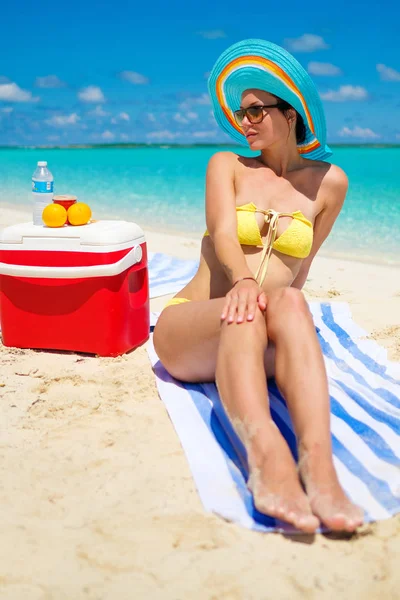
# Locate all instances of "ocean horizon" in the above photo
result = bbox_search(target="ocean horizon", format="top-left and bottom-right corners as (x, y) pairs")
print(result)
(1, 143), (400, 150)
(1, 145), (399, 266)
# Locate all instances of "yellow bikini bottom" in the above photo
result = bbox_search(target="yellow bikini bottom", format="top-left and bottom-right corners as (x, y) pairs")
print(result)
(163, 297), (191, 309)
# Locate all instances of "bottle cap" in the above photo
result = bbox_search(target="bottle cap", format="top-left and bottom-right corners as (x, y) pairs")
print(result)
(37, 161), (47, 167)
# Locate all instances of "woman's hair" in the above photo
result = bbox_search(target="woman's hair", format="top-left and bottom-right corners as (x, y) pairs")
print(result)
(274, 97), (307, 144)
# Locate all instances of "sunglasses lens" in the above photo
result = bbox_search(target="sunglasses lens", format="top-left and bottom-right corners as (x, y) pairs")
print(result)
(247, 107), (263, 123)
(234, 110), (244, 126)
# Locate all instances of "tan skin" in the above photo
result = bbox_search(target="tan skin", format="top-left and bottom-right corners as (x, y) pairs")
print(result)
(153, 89), (364, 533)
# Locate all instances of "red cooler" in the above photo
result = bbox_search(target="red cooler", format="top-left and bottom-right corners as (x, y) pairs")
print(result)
(0, 220), (149, 356)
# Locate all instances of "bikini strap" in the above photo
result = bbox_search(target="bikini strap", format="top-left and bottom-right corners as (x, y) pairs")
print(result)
(255, 209), (295, 286)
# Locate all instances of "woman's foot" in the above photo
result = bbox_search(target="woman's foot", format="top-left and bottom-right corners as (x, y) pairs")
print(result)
(246, 424), (319, 533)
(298, 443), (364, 532)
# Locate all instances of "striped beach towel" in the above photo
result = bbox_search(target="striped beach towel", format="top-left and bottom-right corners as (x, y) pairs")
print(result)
(148, 252), (199, 298)
(147, 273), (400, 532)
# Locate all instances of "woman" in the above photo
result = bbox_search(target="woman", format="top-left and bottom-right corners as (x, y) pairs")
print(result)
(153, 39), (363, 533)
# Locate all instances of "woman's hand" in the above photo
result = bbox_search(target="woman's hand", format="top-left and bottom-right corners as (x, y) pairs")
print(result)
(221, 278), (267, 324)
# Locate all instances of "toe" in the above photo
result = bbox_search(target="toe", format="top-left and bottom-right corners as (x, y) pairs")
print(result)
(323, 512), (347, 531)
(344, 519), (358, 533)
(296, 513), (319, 533)
(276, 506), (286, 519)
(344, 511), (364, 532)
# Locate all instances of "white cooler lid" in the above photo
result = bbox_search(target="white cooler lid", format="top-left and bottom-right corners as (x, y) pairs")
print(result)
(0, 220), (145, 252)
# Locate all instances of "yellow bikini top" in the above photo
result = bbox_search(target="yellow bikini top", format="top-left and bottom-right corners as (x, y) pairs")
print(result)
(204, 202), (313, 286)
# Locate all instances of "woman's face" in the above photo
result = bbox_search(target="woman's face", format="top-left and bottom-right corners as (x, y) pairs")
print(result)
(239, 89), (293, 151)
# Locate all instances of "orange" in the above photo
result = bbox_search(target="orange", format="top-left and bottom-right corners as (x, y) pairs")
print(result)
(67, 202), (92, 226)
(42, 203), (67, 227)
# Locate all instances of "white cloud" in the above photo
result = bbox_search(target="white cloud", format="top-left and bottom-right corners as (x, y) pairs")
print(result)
(377, 64), (400, 82)
(46, 113), (80, 127)
(285, 34), (329, 53)
(1, 106), (13, 113)
(308, 62), (342, 76)
(111, 111), (130, 124)
(147, 113), (156, 122)
(0, 82), (39, 102)
(35, 75), (66, 88)
(173, 113), (189, 124)
(47, 135), (61, 142)
(120, 133), (129, 140)
(192, 131), (217, 139)
(197, 30), (226, 39)
(321, 85), (368, 102)
(396, 133), (400, 140)
(339, 126), (380, 139)
(88, 105), (109, 117)
(0, 76), (10, 84)
(179, 93), (211, 110)
(194, 93), (211, 105)
(101, 130), (115, 140)
(147, 130), (179, 140)
(78, 86), (105, 103)
(173, 112), (198, 125)
(119, 71), (149, 85)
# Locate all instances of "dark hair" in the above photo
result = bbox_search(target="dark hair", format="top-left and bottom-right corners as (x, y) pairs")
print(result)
(275, 98), (307, 144)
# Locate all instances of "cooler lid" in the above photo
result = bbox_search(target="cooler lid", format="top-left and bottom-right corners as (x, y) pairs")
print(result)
(0, 220), (145, 251)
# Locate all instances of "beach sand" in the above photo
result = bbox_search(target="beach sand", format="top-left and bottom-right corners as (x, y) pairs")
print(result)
(1, 205), (399, 600)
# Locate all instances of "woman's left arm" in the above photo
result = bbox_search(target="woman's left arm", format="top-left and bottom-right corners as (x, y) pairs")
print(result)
(291, 165), (348, 290)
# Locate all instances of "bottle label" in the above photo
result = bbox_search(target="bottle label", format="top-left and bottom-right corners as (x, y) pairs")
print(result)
(32, 179), (54, 193)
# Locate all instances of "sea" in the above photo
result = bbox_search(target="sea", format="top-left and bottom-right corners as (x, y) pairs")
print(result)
(1, 146), (399, 265)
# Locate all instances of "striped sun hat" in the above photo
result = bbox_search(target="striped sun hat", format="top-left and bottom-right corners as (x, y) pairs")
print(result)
(208, 39), (332, 161)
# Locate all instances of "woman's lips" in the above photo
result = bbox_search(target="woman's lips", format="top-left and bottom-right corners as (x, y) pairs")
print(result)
(246, 132), (257, 140)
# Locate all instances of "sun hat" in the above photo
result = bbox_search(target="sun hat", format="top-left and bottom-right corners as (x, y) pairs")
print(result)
(208, 39), (332, 161)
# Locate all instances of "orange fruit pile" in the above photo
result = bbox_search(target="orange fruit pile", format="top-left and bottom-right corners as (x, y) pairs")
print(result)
(42, 202), (92, 227)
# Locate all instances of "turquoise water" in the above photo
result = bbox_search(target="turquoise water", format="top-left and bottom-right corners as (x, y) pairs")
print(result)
(1, 146), (399, 264)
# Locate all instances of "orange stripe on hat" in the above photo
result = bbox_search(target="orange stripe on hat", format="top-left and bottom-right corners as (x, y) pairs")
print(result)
(216, 55), (319, 152)
(298, 139), (321, 154)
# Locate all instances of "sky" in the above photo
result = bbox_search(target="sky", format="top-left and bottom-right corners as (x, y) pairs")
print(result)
(0, 0), (399, 146)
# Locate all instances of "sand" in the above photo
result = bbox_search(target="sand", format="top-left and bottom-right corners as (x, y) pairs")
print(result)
(1, 205), (399, 600)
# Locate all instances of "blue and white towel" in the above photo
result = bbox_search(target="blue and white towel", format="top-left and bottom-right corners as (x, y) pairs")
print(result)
(148, 252), (199, 298)
(147, 255), (400, 533)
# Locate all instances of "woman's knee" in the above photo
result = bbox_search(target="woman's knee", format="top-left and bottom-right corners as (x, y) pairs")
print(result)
(266, 287), (311, 333)
(220, 304), (267, 344)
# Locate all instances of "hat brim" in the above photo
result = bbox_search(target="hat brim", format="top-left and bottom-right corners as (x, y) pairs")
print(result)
(208, 39), (332, 162)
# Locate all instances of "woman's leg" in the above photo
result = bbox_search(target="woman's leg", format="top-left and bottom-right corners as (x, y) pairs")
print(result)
(265, 287), (364, 532)
(215, 308), (319, 533)
(154, 298), (319, 533)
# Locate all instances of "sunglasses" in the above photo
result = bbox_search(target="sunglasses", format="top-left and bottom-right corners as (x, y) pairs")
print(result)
(233, 102), (286, 127)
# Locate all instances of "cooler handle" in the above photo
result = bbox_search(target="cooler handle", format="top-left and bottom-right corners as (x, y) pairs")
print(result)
(0, 245), (143, 279)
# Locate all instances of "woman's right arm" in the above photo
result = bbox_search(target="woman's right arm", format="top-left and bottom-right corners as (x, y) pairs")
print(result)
(205, 152), (253, 284)
(205, 152), (267, 323)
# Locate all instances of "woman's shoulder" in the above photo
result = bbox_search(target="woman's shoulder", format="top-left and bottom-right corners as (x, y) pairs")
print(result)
(303, 159), (347, 182)
(207, 151), (261, 177)
(207, 150), (242, 165)
(315, 162), (348, 195)
(305, 161), (348, 212)
(206, 151), (252, 179)
(302, 160), (348, 195)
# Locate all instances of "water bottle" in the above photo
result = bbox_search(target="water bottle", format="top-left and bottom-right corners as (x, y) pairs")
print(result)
(32, 161), (54, 225)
